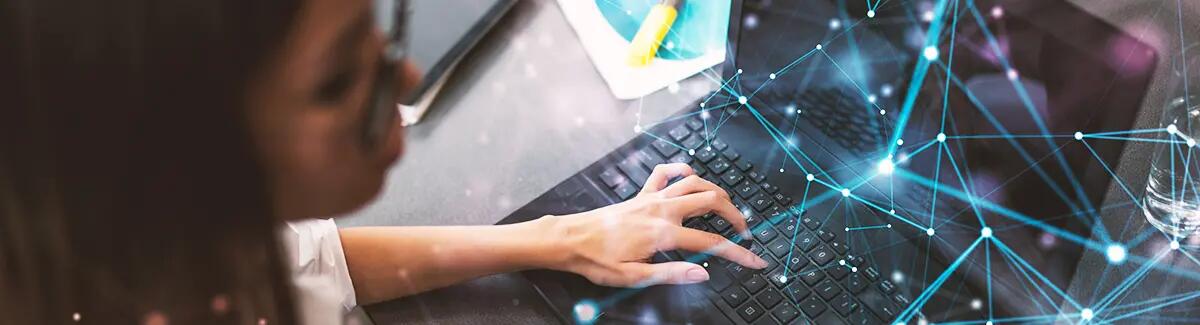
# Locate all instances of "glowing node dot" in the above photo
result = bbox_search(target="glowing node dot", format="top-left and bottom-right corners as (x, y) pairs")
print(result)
(897, 139), (905, 146)
(841, 189), (851, 197)
(700, 111), (711, 119)
(780, 168), (785, 173)
(880, 109), (887, 115)
(877, 159), (895, 174)
(633, 125), (643, 134)
(881, 84), (894, 97)
(702, 262), (709, 268)
(816, 44), (823, 50)
(73, 313), (81, 322)
(777, 274), (788, 283)
(1074, 132), (1084, 140)
(852, 267), (859, 272)
(981, 227), (993, 238)
(1190, 139), (1197, 147)
(807, 174), (815, 181)
(1106, 245), (1127, 264)
(769, 73), (777, 80)
(991, 6), (1004, 18)
(1168, 124), (1178, 134)
(986, 321), (994, 325)
(738, 96), (748, 104)
(1172, 241), (1181, 250)
(839, 260), (846, 266)
(887, 224), (893, 228)
(1081, 308), (1094, 320)
(926, 228), (935, 236)
(923, 46), (939, 60)
(970, 299), (982, 310)
(868, 95), (878, 103)
(889, 209), (896, 214)
(937, 133), (947, 142)
(737, 68), (743, 74)
(829, 19), (842, 29)
(574, 300), (600, 323)
(867, 10), (876, 18)
(699, 102), (706, 108)
(1006, 69), (1019, 80)
(845, 227), (850, 231)
(688, 149), (696, 156)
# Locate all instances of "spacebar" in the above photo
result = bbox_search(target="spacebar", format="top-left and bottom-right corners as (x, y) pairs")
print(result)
(618, 157), (650, 188)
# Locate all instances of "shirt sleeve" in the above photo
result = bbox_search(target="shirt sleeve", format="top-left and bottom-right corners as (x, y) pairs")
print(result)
(279, 218), (358, 322)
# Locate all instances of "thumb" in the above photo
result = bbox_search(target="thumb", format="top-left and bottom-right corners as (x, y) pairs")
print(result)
(618, 261), (710, 287)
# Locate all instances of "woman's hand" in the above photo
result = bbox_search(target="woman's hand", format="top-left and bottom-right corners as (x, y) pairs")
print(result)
(539, 163), (769, 287)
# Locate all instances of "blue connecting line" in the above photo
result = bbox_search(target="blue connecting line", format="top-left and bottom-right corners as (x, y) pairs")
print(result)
(896, 236), (984, 323)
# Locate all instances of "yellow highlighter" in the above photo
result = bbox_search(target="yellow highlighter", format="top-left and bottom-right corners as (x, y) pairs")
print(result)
(626, 0), (683, 67)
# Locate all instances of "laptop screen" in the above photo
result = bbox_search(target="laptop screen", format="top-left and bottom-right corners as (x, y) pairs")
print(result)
(725, 0), (1156, 317)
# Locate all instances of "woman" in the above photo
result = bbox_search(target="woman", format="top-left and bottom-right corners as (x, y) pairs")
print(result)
(0, 0), (766, 323)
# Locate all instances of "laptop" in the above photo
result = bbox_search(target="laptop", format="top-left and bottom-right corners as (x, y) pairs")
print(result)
(499, 0), (1157, 324)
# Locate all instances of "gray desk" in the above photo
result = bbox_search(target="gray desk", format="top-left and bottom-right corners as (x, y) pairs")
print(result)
(338, 0), (1200, 323)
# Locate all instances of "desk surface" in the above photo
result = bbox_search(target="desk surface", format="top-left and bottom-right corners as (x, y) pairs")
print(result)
(338, 0), (1200, 324)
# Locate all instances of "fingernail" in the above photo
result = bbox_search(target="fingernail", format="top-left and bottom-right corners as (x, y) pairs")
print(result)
(753, 256), (769, 269)
(686, 268), (709, 282)
(741, 231), (754, 240)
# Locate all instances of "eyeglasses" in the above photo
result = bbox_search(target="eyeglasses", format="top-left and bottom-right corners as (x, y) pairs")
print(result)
(360, 0), (408, 151)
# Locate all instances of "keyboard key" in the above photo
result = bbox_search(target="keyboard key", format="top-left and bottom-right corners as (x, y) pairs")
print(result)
(688, 161), (707, 175)
(723, 149), (742, 161)
(686, 119), (704, 131)
(858, 289), (900, 321)
(893, 293), (910, 306)
(815, 279), (842, 300)
(617, 157), (650, 188)
(759, 253), (779, 274)
(761, 182), (779, 194)
(681, 135), (704, 150)
(736, 182), (760, 199)
(798, 295), (827, 317)
(772, 304), (801, 324)
(598, 168), (626, 188)
(772, 193), (792, 205)
(766, 237), (791, 257)
(721, 286), (750, 306)
(795, 232), (819, 252)
(727, 263), (754, 280)
(810, 246), (836, 266)
(636, 149), (665, 168)
(758, 287), (784, 308)
(735, 159), (753, 172)
(828, 265), (850, 280)
(877, 281), (896, 294)
(743, 275), (768, 293)
(752, 316), (778, 325)
(749, 193), (774, 212)
(668, 125), (691, 142)
(830, 242), (849, 255)
(708, 267), (733, 291)
(707, 159), (732, 174)
(706, 216), (732, 232)
(817, 229), (836, 242)
(754, 226), (779, 243)
(784, 283), (811, 302)
(722, 171), (745, 187)
(844, 273), (868, 293)
(652, 140), (680, 158)
(850, 256), (866, 267)
(748, 170), (767, 183)
(799, 267), (826, 286)
(811, 311), (846, 325)
(847, 309), (882, 325)
(695, 147), (719, 163)
(785, 253), (809, 272)
(777, 219), (800, 238)
(613, 182), (637, 200)
(832, 294), (860, 316)
(789, 319), (814, 325)
(737, 301), (766, 322)
(765, 269), (793, 288)
(863, 266), (880, 281)
(711, 138), (729, 151)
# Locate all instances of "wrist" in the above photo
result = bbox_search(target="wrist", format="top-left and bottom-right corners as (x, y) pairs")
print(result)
(522, 214), (575, 271)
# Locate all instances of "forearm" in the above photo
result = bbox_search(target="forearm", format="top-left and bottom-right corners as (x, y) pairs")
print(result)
(339, 217), (565, 304)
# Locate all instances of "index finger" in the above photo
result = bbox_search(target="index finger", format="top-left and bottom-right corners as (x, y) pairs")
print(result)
(640, 163), (696, 194)
(664, 191), (752, 240)
(668, 227), (768, 269)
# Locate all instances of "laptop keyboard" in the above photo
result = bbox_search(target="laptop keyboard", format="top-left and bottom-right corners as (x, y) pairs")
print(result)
(592, 117), (912, 325)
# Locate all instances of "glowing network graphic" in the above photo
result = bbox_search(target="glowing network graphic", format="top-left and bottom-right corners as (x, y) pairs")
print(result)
(578, 0), (1200, 324)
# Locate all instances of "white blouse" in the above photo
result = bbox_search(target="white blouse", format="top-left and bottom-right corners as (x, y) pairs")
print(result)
(279, 219), (357, 325)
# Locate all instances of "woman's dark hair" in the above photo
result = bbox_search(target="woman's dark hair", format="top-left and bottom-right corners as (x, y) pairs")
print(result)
(2, 0), (302, 323)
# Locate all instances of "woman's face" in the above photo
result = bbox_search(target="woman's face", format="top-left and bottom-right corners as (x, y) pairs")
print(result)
(247, 0), (417, 219)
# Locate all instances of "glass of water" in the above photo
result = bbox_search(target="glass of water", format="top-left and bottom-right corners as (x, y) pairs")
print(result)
(1144, 95), (1200, 237)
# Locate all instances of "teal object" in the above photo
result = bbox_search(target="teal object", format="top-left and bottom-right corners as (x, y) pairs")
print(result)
(594, 0), (730, 60)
